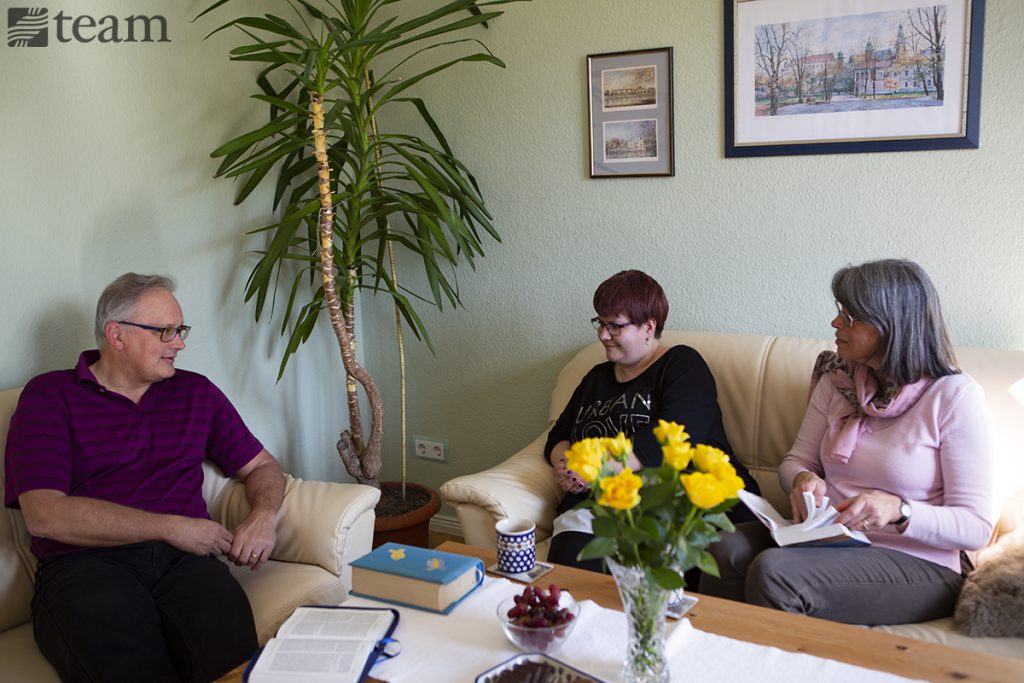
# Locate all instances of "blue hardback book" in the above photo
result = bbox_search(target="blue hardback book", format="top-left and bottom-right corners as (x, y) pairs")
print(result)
(350, 543), (485, 614)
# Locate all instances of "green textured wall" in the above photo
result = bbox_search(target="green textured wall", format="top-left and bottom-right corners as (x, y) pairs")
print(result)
(361, 0), (1024, 503)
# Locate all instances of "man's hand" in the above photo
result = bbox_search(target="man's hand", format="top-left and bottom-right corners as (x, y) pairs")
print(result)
(231, 449), (285, 570)
(164, 517), (234, 556)
(789, 471), (827, 523)
(228, 510), (277, 570)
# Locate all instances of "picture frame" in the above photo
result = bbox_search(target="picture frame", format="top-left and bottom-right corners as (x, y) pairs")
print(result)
(588, 47), (674, 177)
(725, 0), (985, 157)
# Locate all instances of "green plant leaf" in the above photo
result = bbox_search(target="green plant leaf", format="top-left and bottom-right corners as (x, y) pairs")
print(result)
(251, 93), (312, 117)
(375, 52), (504, 110)
(194, 0), (237, 23)
(638, 481), (674, 511)
(230, 39), (293, 56)
(224, 137), (306, 184)
(381, 12), (503, 54)
(703, 511), (735, 532)
(213, 16), (304, 41)
(578, 536), (617, 561)
(211, 117), (301, 159)
(652, 566), (685, 590)
(273, 153), (312, 209)
(696, 550), (720, 577)
(634, 516), (662, 542)
(591, 515), (618, 537)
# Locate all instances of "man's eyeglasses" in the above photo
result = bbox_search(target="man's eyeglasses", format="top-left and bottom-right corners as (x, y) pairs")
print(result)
(833, 301), (857, 328)
(591, 317), (634, 336)
(118, 321), (191, 342)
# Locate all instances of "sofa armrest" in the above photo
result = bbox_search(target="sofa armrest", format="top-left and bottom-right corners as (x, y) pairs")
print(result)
(440, 432), (564, 550)
(208, 474), (381, 576)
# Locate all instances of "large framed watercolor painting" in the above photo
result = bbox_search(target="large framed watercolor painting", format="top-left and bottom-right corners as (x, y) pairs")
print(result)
(725, 0), (985, 157)
(588, 48), (674, 177)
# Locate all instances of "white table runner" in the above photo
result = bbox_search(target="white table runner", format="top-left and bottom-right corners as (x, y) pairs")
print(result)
(346, 576), (924, 683)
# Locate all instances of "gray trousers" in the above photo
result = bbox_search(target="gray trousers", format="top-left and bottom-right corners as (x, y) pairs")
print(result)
(698, 522), (963, 625)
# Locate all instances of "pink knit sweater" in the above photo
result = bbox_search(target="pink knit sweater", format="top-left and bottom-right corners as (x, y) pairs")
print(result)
(779, 372), (996, 573)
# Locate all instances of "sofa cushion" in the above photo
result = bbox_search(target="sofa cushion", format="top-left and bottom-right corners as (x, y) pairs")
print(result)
(0, 387), (35, 634)
(0, 507), (33, 634)
(230, 559), (350, 645)
(874, 618), (1024, 662)
(0, 624), (60, 682)
(209, 475), (379, 579)
(955, 347), (1024, 538)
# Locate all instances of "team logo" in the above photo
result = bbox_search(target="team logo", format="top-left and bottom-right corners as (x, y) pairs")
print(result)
(8, 7), (48, 47)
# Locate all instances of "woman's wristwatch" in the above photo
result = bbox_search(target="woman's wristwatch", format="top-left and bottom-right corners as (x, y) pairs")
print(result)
(893, 499), (912, 526)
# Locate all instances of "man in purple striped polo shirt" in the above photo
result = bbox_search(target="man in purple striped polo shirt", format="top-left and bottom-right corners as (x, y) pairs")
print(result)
(4, 273), (286, 682)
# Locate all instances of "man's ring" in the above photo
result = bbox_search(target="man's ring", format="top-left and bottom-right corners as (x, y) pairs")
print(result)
(862, 521), (870, 531)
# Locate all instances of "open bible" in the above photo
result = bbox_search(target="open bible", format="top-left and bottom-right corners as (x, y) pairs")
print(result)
(738, 489), (871, 548)
(244, 606), (399, 683)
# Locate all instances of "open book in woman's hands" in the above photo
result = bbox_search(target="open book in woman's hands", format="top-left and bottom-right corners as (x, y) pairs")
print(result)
(737, 490), (871, 548)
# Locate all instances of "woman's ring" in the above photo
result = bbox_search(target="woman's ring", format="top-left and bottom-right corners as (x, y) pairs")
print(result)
(862, 521), (870, 531)
(250, 552), (259, 558)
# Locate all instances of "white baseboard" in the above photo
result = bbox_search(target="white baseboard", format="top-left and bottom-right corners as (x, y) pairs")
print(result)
(429, 512), (463, 537)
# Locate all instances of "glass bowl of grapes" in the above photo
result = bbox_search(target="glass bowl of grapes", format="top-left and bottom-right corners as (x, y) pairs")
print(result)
(497, 584), (580, 654)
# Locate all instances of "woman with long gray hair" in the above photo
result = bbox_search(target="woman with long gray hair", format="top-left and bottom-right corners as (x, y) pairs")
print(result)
(700, 259), (995, 625)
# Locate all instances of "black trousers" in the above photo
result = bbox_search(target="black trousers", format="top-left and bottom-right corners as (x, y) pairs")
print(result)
(32, 541), (258, 683)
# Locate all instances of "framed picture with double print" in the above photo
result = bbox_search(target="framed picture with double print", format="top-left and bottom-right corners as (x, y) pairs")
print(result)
(587, 47), (674, 178)
(725, 0), (985, 157)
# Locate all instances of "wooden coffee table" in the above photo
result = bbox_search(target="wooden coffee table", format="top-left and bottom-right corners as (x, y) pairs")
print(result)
(218, 541), (1024, 682)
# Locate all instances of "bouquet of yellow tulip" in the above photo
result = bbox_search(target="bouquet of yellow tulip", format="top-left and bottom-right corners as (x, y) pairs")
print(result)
(565, 420), (745, 589)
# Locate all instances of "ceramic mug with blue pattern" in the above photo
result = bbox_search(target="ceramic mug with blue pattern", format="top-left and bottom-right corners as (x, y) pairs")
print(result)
(496, 518), (536, 575)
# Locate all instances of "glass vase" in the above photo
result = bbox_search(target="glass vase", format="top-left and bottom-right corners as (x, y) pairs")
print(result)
(607, 557), (671, 683)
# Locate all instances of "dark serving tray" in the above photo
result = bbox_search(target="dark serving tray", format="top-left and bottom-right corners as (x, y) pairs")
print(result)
(476, 652), (604, 683)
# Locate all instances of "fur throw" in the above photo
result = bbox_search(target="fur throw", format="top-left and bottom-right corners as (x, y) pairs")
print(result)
(954, 530), (1024, 637)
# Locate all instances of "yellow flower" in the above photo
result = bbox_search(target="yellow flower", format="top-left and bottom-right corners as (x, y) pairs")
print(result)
(597, 469), (643, 510)
(565, 438), (606, 484)
(606, 432), (633, 459)
(653, 419), (689, 445)
(708, 461), (745, 499)
(681, 471), (727, 509)
(661, 441), (693, 470)
(692, 444), (729, 473)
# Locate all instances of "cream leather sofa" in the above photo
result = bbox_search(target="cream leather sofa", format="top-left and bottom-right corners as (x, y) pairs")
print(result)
(0, 386), (381, 681)
(441, 331), (1024, 660)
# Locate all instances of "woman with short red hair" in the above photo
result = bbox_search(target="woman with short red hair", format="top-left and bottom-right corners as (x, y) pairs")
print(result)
(544, 270), (759, 572)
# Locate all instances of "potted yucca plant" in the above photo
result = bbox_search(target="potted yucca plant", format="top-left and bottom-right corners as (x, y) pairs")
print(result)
(200, 0), (528, 543)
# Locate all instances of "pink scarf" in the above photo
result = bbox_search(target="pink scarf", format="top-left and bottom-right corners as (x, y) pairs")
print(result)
(810, 351), (933, 464)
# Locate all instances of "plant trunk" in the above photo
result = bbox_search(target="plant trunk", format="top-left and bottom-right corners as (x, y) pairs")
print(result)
(310, 91), (384, 487)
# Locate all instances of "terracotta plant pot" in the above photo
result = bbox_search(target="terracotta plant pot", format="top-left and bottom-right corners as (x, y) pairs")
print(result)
(372, 481), (441, 548)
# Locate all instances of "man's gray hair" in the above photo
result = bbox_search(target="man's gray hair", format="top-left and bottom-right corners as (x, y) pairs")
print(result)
(831, 259), (958, 385)
(95, 273), (176, 347)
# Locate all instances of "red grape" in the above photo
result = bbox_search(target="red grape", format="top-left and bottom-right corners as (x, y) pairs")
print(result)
(506, 584), (573, 628)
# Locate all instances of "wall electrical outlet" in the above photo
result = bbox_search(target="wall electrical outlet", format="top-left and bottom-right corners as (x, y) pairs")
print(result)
(413, 436), (448, 463)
